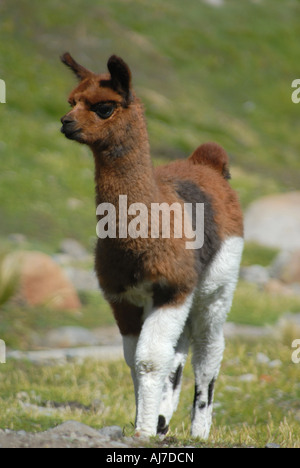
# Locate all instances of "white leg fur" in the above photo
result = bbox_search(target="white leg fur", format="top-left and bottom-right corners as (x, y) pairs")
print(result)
(190, 236), (244, 439)
(134, 293), (194, 437)
(157, 324), (190, 434)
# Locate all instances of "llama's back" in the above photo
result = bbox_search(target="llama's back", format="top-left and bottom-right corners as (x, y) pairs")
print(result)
(154, 142), (243, 241)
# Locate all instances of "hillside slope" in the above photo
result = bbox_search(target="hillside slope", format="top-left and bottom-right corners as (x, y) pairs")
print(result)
(0, 0), (299, 247)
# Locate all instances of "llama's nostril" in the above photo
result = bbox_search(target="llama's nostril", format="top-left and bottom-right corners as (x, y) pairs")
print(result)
(61, 115), (73, 125)
(60, 117), (82, 140)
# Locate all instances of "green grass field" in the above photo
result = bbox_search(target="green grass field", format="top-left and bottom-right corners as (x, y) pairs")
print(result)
(0, 337), (299, 448)
(0, 0), (300, 448)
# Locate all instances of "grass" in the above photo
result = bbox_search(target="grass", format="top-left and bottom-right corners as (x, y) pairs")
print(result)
(0, 337), (299, 447)
(229, 281), (300, 327)
(0, 252), (19, 307)
(241, 242), (279, 268)
(0, 291), (115, 351)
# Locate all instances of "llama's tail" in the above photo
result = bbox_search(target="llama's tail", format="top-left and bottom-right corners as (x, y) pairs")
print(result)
(188, 142), (231, 180)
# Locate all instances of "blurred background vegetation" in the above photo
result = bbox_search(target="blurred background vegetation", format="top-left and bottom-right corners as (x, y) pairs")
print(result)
(0, 0), (300, 445)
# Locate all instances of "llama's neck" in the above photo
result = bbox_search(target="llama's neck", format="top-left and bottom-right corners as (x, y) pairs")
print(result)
(91, 105), (159, 207)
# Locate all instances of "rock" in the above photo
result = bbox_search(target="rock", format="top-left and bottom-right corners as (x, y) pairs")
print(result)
(60, 239), (89, 260)
(98, 426), (123, 440)
(67, 198), (84, 210)
(240, 265), (270, 285)
(7, 345), (124, 364)
(263, 279), (299, 297)
(239, 374), (256, 382)
(8, 233), (27, 245)
(244, 192), (300, 250)
(32, 325), (122, 349)
(40, 326), (100, 348)
(265, 442), (281, 448)
(49, 421), (101, 439)
(268, 360), (282, 368)
(7, 251), (81, 311)
(270, 250), (300, 284)
(224, 322), (272, 339)
(276, 313), (300, 337)
(0, 421), (144, 448)
(202, 0), (224, 6)
(64, 267), (99, 292)
(256, 352), (270, 364)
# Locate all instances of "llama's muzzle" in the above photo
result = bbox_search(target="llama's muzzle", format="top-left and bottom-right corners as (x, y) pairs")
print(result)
(60, 115), (82, 140)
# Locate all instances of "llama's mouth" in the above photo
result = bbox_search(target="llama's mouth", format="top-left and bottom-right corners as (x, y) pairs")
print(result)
(61, 125), (83, 141)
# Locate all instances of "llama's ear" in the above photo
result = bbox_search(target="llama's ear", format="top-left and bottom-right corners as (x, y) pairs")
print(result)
(107, 55), (132, 104)
(61, 52), (92, 81)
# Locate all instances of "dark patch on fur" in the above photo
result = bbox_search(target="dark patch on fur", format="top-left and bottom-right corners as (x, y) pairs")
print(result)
(153, 282), (177, 308)
(157, 415), (169, 435)
(175, 180), (221, 278)
(169, 364), (183, 391)
(111, 300), (143, 336)
(208, 378), (215, 406)
(193, 385), (202, 410)
(199, 401), (206, 410)
(95, 239), (145, 295)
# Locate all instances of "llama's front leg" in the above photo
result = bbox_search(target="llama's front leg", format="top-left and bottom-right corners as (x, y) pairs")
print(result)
(157, 325), (190, 435)
(122, 335), (139, 410)
(135, 294), (193, 437)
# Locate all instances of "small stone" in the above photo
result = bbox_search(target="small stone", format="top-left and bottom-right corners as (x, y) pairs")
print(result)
(256, 352), (270, 364)
(240, 265), (270, 285)
(239, 374), (256, 382)
(264, 279), (296, 297)
(8, 233), (27, 245)
(48, 421), (101, 439)
(60, 239), (89, 260)
(63, 267), (99, 292)
(202, 0), (224, 6)
(67, 198), (84, 210)
(98, 426), (123, 440)
(265, 442), (281, 448)
(270, 250), (300, 284)
(41, 326), (99, 348)
(268, 360), (282, 368)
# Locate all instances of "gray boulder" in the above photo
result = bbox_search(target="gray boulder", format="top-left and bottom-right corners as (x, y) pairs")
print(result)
(244, 192), (300, 250)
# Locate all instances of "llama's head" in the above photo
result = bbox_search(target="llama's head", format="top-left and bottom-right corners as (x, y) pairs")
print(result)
(60, 53), (141, 148)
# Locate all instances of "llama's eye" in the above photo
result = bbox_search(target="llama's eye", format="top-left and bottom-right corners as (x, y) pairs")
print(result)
(92, 103), (116, 119)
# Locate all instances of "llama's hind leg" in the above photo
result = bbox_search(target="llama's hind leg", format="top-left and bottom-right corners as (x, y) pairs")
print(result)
(157, 324), (190, 435)
(190, 283), (238, 439)
(191, 236), (243, 439)
(190, 324), (225, 439)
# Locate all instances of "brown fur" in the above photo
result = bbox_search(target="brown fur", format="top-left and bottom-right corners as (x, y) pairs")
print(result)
(189, 142), (231, 180)
(61, 54), (243, 336)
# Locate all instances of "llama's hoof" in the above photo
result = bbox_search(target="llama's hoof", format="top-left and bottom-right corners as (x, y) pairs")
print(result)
(157, 415), (169, 435)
